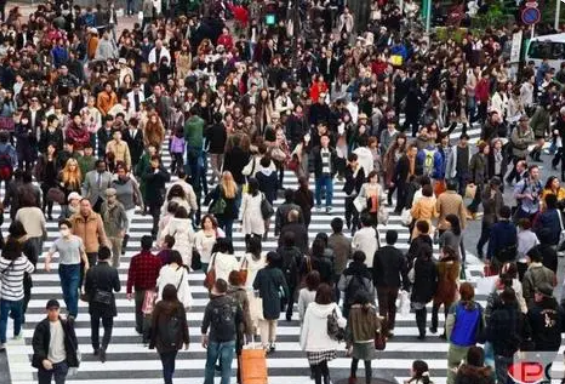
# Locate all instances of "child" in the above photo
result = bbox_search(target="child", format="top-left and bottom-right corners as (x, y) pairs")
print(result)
(169, 126), (185, 174)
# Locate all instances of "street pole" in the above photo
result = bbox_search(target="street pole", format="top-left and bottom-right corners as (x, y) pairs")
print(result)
(556, 0), (561, 31)
(425, 0), (431, 35)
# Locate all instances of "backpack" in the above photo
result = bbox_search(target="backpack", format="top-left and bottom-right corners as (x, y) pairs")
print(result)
(211, 298), (237, 332)
(450, 302), (484, 346)
(345, 273), (370, 307)
(158, 309), (182, 349)
(0, 148), (12, 181)
(422, 148), (435, 176)
(281, 247), (299, 285)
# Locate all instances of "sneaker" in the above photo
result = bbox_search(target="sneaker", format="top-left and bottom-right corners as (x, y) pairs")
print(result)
(315, 205), (322, 212)
(269, 343), (276, 353)
(325, 206), (332, 213)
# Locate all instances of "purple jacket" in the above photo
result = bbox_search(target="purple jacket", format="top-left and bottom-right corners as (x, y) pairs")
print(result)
(170, 136), (185, 154)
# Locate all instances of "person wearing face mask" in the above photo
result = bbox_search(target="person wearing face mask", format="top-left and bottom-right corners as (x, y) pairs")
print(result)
(45, 220), (89, 320)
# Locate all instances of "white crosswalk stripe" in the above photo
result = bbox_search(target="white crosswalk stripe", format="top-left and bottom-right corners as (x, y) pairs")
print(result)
(4, 127), (491, 384)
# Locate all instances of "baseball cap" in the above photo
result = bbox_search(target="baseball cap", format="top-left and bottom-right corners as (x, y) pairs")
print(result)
(46, 299), (60, 310)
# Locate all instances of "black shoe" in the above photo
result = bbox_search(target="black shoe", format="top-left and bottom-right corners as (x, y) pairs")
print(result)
(429, 327), (437, 334)
(93, 348), (99, 356)
(286, 314), (292, 322)
(417, 334), (426, 340)
(99, 349), (107, 363)
(439, 333), (447, 340)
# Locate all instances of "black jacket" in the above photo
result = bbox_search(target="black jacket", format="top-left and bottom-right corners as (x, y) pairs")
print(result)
(312, 145), (338, 178)
(123, 128), (144, 166)
(84, 261), (121, 318)
(223, 147), (250, 185)
(486, 303), (530, 357)
(527, 297), (564, 351)
(201, 294), (243, 343)
(373, 245), (409, 290)
(274, 202), (304, 236)
(299, 255), (333, 285)
(279, 222), (309, 255)
(343, 165), (365, 196)
(205, 123), (228, 154)
(411, 257), (438, 304)
(142, 167), (171, 205)
(32, 318), (80, 369)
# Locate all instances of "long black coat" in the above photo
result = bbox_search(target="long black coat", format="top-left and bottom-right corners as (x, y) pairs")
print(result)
(142, 167), (171, 205)
(85, 261), (121, 318)
(411, 257), (438, 304)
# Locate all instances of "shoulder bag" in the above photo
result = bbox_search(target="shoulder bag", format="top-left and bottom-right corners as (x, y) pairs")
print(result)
(203, 253), (217, 290)
(260, 193), (274, 220)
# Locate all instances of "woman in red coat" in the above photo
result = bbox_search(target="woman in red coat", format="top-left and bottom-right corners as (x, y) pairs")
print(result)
(310, 75), (328, 103)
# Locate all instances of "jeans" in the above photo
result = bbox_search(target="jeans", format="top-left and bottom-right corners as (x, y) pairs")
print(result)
(59, 264), (80, 318)
(90, 315), (114, 351)
(204, 340), (236, 384)
(494, 355), (513, 384)
(476, 222), (492, 258)
(0, 299), (23, 343)
(218, 218), (234, 239)
(350, 358), (372, 384)
(315, 175), (333, 207)
(38, 361), (69, 384)
(376, 286), (399, 331)
(160, 350), (178, 384)
(186, 147), (202, 189)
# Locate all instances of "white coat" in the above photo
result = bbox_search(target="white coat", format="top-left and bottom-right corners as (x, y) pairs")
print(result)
(208, 252), (239, 283)
(241, 193), (266, 236)
(156, 264), (193, 309)
(161, 217), (195, 266)
(300, 302), (346, 352)
(240, 252), (266, 290)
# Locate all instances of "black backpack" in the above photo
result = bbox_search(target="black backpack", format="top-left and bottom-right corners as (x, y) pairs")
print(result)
(212, 299), (237, 332)
(158, 309), (182, 349)
(345, 273), (370, 306)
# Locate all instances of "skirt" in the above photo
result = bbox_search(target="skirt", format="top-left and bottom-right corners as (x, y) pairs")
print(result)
(352, 341), (377, 361)
(307, 350), (337, 365)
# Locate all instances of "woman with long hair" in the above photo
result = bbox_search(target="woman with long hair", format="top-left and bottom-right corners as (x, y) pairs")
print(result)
(58, 157), (82, 216)
(541, 175), (565, 211)
(223, 134), (251, 186)
(294, 176), (315, 229)
(193, 214), (224, 272)
(149, 284), (189, 384)
(241, 178), (266, 242)
(354, 170), (386, 227)
(383, 133), (407, 206)
(404, 360), (433, 384)
(300, 283), (346, 384)
(206, 171), (239, 239)
(430, 245), (460, 338)
(34, 142), (59, 220)
(346, 290), (381, 384)
(143, 112), (165, 150)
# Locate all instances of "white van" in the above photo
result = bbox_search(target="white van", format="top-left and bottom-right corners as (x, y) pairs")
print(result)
(526, 32), (565, 71)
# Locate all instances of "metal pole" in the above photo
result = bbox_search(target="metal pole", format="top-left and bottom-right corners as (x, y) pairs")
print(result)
(531, 23), (535, 40)
(556, 0), (561, 31)
(425, 0), (431, 35)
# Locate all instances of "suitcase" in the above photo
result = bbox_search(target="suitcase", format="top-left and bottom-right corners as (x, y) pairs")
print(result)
(239, 338), (268, 384)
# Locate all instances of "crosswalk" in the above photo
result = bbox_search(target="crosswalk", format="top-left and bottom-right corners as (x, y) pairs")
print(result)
(1, 124), (494, 384)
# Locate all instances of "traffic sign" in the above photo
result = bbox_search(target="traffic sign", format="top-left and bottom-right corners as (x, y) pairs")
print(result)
(521, 6), (541, 25)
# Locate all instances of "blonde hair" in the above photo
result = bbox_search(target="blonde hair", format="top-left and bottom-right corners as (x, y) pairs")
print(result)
(221, 171), (237, 199)
(61, 158), (82, 186)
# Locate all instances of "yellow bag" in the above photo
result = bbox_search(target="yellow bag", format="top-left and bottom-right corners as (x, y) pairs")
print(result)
(390, 55), (403, 67)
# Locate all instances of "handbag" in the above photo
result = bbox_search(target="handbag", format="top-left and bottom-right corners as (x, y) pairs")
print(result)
(400, 208), (412, 226)
(270, 146), (288, 162)
(260, 193), (274, 220)
(377, 206), (389, 225)
(203, 253), (218, 290)
(327, 306), (345, 341)
(92, 289), (113, 305)
(287, 155), (299, 172)
(374, 329), (387, 350)
(397, 290), (410, 316)
(47, 187), (66, 204)
(141, 290), (157, 315)
(191, 248), (202, 270)
(209, 197), (227, 215)
(238, 258), (249, 285)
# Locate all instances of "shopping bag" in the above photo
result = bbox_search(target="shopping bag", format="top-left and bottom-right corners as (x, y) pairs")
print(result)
(240, 336), (268, 384)
(400, 208), (412, 226)
(396, 290), (411, 316)
(141, 290), (156, 315)
(464, 184), (477, 200)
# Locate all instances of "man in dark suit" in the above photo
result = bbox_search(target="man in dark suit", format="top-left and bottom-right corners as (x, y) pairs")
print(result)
(319, 50), (339, 85)
(84, 246), (121, 362)
(122, 119), (144, 170)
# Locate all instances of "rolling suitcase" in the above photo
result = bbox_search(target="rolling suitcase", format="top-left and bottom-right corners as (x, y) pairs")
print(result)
(239, 336), (268, 384)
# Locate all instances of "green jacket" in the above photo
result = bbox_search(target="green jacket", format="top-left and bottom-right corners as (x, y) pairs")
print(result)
(77, 155), (96, 181)
(184, 116), (204, 151)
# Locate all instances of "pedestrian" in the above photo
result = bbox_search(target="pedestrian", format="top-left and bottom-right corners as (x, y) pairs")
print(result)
(0, 238), (35, 349)
(142, 155), (171, 238)
(253, 251), (288, 352)
(45, 219), (89, 320)
(352, 214), (380, 272)
(453, 346), (494, 384)
(477, 177), (503, 259)
(83, 159), (113, 213)
(126, 235), (162, 343)
(84, 246), (121, 362)
(99, 188), (128, 267)
(410, 184), (437, 240)
(438, 214), (464, 262)
(31, 299), (80, 384)
(149, 284), (190, 384)
(69, 198), (110, 288)
(373, 230), (409, 336)
(205, 171), (239, 239)
(445, 283), (486, 384)
(201, 278), (244, 384)
(430, 246), (460, 338)
(293, 176), (314, 229)
(274, 189), (304, 237)
(411, 243), (438, 340)
(159, 206), (195, 267)
(485, 287), (530, 384)
(279, 209), (309, 254)
(466, 142), (489, 219)
(328, 218), (352, 303)
(343, 153), (365, 233)
(486, 206), (518, 274)
(240, 178), (267, 242)
(14, 191), (47, 260)
(516, 218), (539, 277)
(298, 271), (321, 324)
(207, 238), (239, 284)
(512, 164), (543, 222)
(156, 250), (193, 309)
(533, 194), (562, 250)
(194, 214), (224, 272)
(111, 162), (143, 253)
(346, 290), (381, 384)
(338, 251), (374, 320)
(404, 359), (433, 384)
(300, 283), (346, 384)
(313, 134), (338, 213)
(522, 247), (556, 308)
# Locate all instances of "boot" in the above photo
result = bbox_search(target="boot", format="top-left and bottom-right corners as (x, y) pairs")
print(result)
(461, 123), (468, 136)
(323, 374), (331, 384)
(121, 234), (129, 255)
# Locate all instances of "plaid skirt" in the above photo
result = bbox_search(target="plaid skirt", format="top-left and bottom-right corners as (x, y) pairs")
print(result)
(307, 350), (337, 365)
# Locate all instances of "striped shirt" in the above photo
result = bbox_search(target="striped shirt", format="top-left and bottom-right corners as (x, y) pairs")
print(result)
(0, 256), (35, 301)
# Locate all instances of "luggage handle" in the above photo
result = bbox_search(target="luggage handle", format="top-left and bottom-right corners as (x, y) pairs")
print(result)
(245, 334), (257, 348)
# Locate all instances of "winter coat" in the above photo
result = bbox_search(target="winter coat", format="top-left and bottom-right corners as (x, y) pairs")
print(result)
(31, 318), (80, 369)
(411, 257), (438, 304)
(84, 261), (121, 318)
(522, 263), (556, 306)
(253, 265), (288, 320)
(208, 252), (239, 283)
(241, 193), (266, 236)
(454, 364), (495, 384)
(433, 257), (460, 305)
(486, 303), (530, 357)
(160, 217), (195, 266)
(300, 302), (346, 352)
(149, 301), (189, 353)
(156, 264), (193, 309)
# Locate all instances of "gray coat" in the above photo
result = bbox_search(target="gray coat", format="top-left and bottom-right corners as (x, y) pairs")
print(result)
(83, 170), (113, 205)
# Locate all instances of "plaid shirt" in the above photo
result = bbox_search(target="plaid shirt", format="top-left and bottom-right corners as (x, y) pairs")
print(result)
(126, 251), (162, 294)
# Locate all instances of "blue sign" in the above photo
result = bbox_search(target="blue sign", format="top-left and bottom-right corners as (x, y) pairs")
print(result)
(522, 7), (541, 25)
